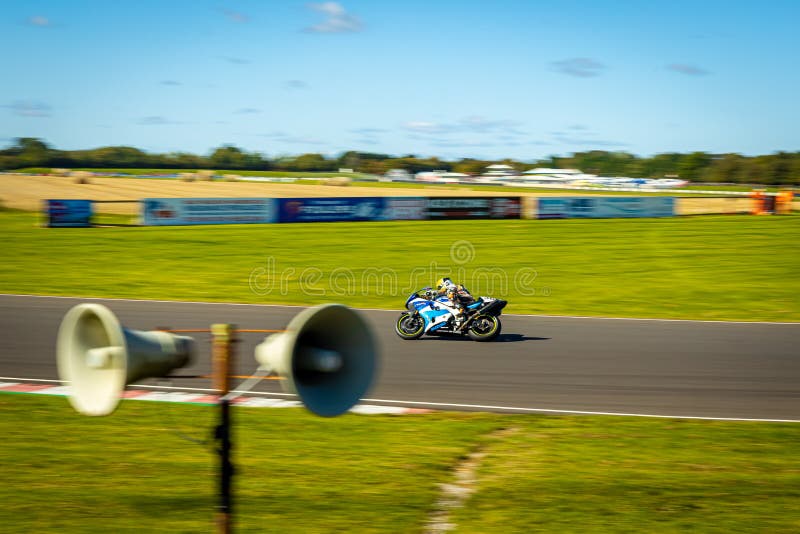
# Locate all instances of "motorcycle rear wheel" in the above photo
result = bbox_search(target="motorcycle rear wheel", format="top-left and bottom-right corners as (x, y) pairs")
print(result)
(395, 312), (425, 340)
(467, 315), (501, 341)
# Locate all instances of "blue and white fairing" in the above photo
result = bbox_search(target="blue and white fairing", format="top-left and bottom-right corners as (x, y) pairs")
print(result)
(404, 292), (486, 333)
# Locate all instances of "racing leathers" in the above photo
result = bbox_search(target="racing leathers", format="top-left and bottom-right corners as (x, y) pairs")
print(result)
(436, 279), (474, 324)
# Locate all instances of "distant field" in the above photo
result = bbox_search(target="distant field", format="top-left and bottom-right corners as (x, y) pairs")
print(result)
(2, 394), (798, 533)
(9, 167), (375, 179)
(1, 210), (798, 321)
(9, 168), (792, 192)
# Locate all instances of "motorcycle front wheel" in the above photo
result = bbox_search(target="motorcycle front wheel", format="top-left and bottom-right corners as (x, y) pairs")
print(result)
(395, 312), (425, 340)
(467, 315), (501, 341)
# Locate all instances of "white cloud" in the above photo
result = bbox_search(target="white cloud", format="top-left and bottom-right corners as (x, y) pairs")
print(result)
(431, 139), (497, 148)
(222, 9), (249, 23)
(350, 127), (388, 135)
(402, 121), (451, 134)
(459, 116), (524, 134)
(262, 131), (327, 145)
(220, 56), (250, 65)
(549, 124), (626, 148)
(354, 137), (380, 146)
(284, 80), (309, 90)
(305, 3), (363, 33)
(28, 16), (51, 27)
(667, 64), (709, 76)
(553, 135), (627, 147)
(138, 116), (181, 125)
(5, 100), (52, 117)
(551, 58), (606, 78)
(403, 116), (525, 136)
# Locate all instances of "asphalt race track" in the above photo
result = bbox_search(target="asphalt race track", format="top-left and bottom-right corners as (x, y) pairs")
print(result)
(1, 294), (798, 420)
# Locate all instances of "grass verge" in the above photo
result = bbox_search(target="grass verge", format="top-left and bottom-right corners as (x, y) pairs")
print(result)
(2, 211), (799, 321)
(1, 394), (798, 533)
(0, 211), (800, 321)
(451, 416), (800, 533)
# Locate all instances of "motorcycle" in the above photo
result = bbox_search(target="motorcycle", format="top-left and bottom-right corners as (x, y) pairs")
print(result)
(395, 288), (507, 342)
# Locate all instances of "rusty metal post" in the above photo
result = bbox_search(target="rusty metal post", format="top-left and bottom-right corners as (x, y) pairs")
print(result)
(212, 324), (235, 394)
(211, 324), (235, 534)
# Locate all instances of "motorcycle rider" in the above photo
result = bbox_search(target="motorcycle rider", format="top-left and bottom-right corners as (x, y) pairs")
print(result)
(435, 277), (474, 325)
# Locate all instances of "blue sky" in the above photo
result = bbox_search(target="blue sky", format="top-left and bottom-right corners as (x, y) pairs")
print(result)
(2, 0), (798, 160)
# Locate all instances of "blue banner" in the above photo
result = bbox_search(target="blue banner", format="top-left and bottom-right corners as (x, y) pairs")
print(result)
(279, 197), (385, 223)
(46, 199), (93, 227)
(538, 197), (675, 219)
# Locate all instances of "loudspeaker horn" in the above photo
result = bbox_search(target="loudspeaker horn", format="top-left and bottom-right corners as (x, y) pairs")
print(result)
(57, 303), (194, 416)
(255, 304), (377, 417)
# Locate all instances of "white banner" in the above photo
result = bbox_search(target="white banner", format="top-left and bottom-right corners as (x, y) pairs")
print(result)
(538, 197), (675, 219)
(382, 197), (427, 220)
(142, 198), (278, 226)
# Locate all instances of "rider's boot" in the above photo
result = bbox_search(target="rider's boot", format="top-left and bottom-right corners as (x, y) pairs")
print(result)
(454, 307), (467, 329)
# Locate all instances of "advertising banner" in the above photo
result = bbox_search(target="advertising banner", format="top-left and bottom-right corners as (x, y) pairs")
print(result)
(279, 197), (385, 223)
(426, 197), (521, 220)
(142, 198), (277, 226)
(537, 197), (675, 219)
(46, 199), (93, 227)
(382, 197), (427, 220)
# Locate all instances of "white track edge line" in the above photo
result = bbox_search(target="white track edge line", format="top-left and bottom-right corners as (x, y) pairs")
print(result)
(2, 377), (797, 422)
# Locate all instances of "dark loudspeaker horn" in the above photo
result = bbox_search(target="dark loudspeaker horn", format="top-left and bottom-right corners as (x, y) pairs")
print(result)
(57, 303), (194, 416)
(255, 304), (377, 416)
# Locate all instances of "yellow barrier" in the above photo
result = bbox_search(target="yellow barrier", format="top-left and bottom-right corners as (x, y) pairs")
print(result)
(675, 197), (751, 215)
(521, 196), (538, 219)
(775, 190), (795, 215)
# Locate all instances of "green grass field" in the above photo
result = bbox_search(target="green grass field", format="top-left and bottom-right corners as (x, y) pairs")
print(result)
(1, 210), (798, 321)
(3, 211), (799, 532)
(1, 395), (798, 533)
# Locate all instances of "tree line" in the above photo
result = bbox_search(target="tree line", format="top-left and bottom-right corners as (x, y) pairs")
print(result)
(1, 137), (797, 184)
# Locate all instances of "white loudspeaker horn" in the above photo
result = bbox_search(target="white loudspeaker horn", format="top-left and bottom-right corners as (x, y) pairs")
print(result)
(57, 303), (194, 416)
(255, 304), (378, 417)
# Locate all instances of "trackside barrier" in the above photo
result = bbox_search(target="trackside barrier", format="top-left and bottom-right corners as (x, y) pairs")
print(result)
(55, 194), (800, 226)
(44, 199), (93, 227)
(426, 197), (521, 220)
(521, 196), (538, 220)
(276, 197), (523, 222)
(44, 199), (143, 227)
(676, 197), (750, 216)
(537, 197), (675, 219)
(141, 198), (278, 226)
(750, 189), (796, 215)
(137, 197), (432, 225)
(278, 197), (385, 223)
(138, 196), (522, 225)
(383, 197), (427, 220)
